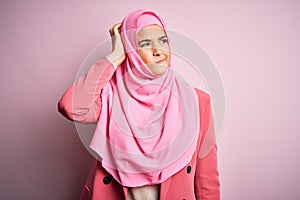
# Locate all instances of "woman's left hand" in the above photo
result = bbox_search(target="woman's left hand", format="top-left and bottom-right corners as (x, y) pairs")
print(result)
(107, 23), (126, 67)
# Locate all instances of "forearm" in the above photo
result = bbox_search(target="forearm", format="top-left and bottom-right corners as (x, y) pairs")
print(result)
(57, 57), (115, 123)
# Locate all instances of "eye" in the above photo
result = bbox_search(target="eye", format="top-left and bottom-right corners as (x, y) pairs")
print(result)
(161, 38), (168, 44)
(140, 42), (151, 48)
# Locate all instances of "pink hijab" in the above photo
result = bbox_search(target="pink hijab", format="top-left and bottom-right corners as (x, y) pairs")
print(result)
(90, 9), (200, 187)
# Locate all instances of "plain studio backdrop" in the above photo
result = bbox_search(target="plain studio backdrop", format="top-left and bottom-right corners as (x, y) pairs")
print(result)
(1, 0), (299, 199)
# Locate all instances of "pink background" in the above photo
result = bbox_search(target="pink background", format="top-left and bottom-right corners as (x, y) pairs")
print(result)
(1, 0), (300, 199)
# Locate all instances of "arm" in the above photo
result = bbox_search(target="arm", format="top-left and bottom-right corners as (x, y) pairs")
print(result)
(57, 57), (116, 123)
(194, 94), (221, 200)
(57, 23), (125, 123)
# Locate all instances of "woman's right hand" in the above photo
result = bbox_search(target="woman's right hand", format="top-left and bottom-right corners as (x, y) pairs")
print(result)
(106, 23), (126, 68)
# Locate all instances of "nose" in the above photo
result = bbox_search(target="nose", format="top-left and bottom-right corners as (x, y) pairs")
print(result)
(152, 46), (163, 56)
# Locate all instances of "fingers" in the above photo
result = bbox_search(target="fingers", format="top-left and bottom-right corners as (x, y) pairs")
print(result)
(109, 23), (122, 36)
(113, 23), (121, 33)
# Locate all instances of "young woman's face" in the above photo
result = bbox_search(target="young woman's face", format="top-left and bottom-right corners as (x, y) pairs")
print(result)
(136, 24), (170, 75)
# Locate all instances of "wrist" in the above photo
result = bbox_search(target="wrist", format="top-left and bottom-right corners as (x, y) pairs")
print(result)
(105, 53), (119, 69)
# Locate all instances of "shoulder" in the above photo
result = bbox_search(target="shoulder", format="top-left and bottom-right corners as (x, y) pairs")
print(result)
(194, 87), (209, 99)
(193, 87), (211, 110)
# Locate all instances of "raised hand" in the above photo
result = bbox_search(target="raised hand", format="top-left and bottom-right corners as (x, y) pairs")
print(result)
(106, 23), (126, 68)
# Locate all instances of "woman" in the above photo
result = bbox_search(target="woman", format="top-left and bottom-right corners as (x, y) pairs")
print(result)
(58, 9), (220, 200)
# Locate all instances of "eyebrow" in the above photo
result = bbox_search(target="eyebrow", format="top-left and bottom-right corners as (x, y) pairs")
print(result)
(138, 35), (167, 45)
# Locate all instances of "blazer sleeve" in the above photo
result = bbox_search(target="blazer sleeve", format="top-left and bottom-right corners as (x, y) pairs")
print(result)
(194, 93), (221, 200)
(57, 57), (115, 123)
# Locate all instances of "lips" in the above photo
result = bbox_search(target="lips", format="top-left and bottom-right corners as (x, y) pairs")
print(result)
(155, 59), (165, 64)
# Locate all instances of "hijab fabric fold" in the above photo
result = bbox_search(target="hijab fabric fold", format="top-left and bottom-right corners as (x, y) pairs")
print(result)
(89, 9), (200, 187)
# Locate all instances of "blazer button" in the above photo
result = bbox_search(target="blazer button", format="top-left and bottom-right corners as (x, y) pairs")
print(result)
(187, 165), (192, 174)
(103, 176), (111, 185)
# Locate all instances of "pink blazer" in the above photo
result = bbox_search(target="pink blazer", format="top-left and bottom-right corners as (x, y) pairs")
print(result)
(58, 58), (220, 200)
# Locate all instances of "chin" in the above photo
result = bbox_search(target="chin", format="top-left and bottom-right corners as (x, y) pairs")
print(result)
(147, 64), (168, 75)
(153, 68), (168, 75)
